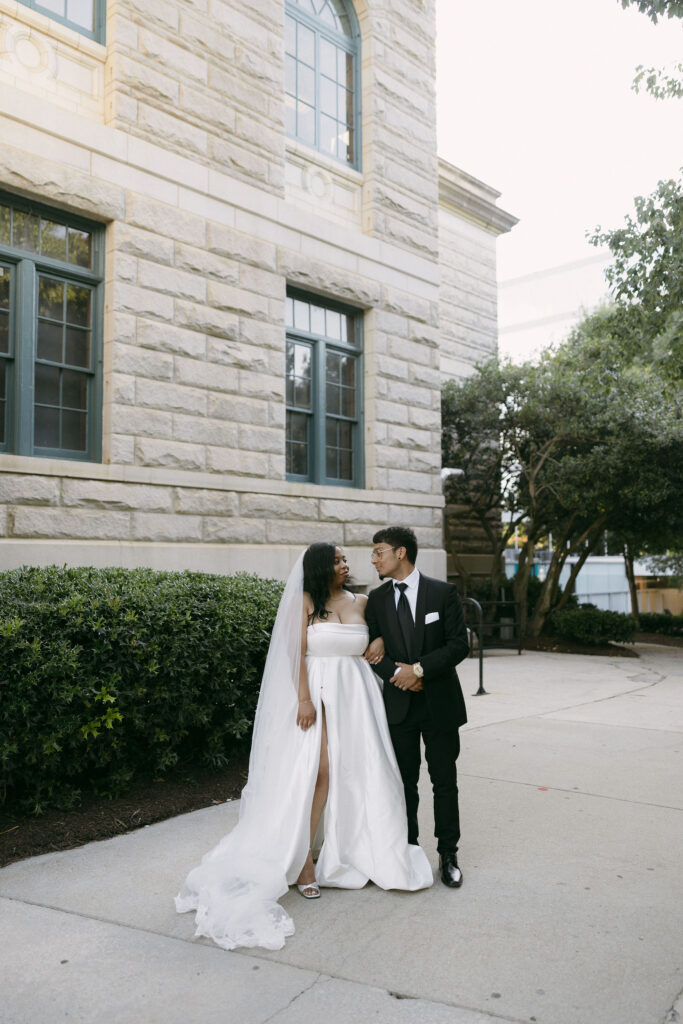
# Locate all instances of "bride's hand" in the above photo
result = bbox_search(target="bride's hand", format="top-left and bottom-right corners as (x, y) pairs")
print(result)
(364, 637), (385, 665)
(297, 699), (316, 731)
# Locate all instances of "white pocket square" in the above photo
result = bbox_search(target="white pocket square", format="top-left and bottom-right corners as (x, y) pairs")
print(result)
(425, 611), (439, 624)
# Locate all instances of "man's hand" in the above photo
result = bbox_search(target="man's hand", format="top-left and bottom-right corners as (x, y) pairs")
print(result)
(364, 637), (385, 665)
(390, 663), (424, 691)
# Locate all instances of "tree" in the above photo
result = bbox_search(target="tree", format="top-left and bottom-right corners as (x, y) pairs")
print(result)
(441, 319), (683, 636)
(589, 176), (683, 381)
(620, 0), (683, 22)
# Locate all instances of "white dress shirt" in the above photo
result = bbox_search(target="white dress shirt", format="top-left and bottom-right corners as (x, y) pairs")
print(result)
(393, 567), (420, 622)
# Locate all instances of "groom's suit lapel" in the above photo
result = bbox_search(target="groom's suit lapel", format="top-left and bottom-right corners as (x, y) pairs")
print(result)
(413, 574), (427, 661)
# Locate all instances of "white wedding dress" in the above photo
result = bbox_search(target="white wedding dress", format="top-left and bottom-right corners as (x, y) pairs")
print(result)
(175, 621), (432, 951)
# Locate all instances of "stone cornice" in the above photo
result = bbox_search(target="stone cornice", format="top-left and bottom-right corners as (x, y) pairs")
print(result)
(438, 158), (518, 236)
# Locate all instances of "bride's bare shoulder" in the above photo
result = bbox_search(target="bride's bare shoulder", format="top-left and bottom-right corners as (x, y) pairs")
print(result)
(354, 592), (368, 609)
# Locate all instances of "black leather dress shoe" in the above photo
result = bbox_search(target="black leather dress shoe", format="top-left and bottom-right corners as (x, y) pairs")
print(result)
(439, 852), (463, 888)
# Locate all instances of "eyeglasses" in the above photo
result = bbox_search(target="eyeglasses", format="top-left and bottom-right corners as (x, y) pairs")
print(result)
(370, 546), (396, 559)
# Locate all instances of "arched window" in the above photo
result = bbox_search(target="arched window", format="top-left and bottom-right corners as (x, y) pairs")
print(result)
(285, 0), (360, 168)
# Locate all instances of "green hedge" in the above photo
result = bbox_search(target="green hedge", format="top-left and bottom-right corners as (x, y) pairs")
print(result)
(638, 612), (683, 636)
(0, 566), (283, 815)
(548, 605), (637, 646)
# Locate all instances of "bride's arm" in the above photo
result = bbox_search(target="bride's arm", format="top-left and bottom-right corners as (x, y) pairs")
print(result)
(296, 594), (316, 731)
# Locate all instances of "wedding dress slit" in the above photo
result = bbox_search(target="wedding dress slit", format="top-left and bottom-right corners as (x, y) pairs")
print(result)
(175, 622), (432, 951)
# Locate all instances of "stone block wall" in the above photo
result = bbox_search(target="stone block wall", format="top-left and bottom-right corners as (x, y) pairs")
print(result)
(0, 0), (514, 581)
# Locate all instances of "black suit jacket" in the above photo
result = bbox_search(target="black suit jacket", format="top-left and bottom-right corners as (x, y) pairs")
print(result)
(365, 574), (469, 728)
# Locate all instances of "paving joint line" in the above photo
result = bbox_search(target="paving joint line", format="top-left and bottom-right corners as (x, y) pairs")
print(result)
(459, 773), (683, 811)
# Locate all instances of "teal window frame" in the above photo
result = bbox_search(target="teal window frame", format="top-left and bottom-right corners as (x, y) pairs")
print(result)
(286, 290), (364, 489)
(0, 192), (105, 463)
(285, 0), (362, 170)
(16, 0), (105, 43)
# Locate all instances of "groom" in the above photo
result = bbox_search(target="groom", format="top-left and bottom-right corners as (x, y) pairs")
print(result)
(365, 526), (469, 888)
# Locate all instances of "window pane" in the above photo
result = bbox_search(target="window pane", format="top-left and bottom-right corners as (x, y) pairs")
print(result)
(326, 382), (340, 415)
(39, 277), (64, 320)
(345, 127), (354, 165)
(65, 326), (90, 368)
(34, 405), (60, 447)
(340, 354), (355, 387)
(326, 309), (341, 340)
(297, 102), (315, 145)
(285, 54), (297, 95)
(62, 369), (88, 410)
(297, 22), (315, 66)
(62, 410), (88, 450)
(0, 206), (10, 245)
(285, 94), (297, 136)
(67, 227), (92, 269)
(320, 38), (336, 78)
(37, 0), (65, 14)
(339, 420), (352, 448)
(288, 443), (308, 476)
(326, 417), (337, 446)
(341, 386), (355, 417)
(0, 313), (8, 355)
(298, 63), (315, 106)
(320, 76), (337, 117)
(41, 219), (67, 261)
(294, 345), (311, 379)
(326, 351), (340, 382)
(320, 114), (338, 157)
(14, 211), (39, 253)
(293, 299), (310, 332)
(344, 317), (356, 346)
(66, 0), (93, 30)
(35, 363), (60, 406)
(37, 320), (63, 362)
(285, 13), (296, 53)
(326, 446), (337, 479)
(310, 305), (325, 335)
(0, 267), (9, 355)
(339, 447), (353, 480)
(0, 362), (5, 444)
(289, 411), (308, 444)
(66, 284), (91, 327)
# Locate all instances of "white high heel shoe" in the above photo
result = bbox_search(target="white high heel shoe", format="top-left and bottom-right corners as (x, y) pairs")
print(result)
(296, 882), (320, 899)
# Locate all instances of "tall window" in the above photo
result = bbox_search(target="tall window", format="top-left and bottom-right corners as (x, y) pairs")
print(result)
(17, 0), (104, 43)
(286, 292), (363, 487)
(285, 0), (360, 168)
(0, 194), (104, 461)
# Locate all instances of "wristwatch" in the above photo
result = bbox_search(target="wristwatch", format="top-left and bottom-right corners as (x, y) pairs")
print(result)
(413, 662), (424, 679)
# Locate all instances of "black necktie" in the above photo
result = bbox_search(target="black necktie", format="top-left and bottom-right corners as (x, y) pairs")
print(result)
(395, 582), (414, 660)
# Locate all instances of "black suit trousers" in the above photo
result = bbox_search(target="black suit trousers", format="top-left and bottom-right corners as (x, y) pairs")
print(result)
(388, 690), (461, 854)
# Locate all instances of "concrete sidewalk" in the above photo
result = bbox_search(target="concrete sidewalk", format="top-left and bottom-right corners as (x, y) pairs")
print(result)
(2, 644), (682, 1024)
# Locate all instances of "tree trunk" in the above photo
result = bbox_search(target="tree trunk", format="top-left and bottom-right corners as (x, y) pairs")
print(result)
(528, 542), (570, 637)
(554, 517), (607, 612)
(514, 536), (536, 636)
(624, 542), (640, 624)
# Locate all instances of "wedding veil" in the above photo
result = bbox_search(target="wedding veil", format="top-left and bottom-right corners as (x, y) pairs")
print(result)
(175, 550), (320, 950)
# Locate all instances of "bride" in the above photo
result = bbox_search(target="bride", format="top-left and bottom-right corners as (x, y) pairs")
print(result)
(175, 543), (432, 950)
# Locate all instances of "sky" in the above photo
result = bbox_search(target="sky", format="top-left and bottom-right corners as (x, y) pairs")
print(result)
(435, 0), (682, 349)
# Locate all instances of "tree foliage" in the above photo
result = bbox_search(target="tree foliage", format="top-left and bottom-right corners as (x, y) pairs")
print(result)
(441, 321), (683, 636)
(589, 176), (683, 381)
(620, 0), (683, 22)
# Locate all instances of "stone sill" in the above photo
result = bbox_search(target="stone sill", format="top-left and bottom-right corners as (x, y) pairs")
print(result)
(285, 138), (363, 189)
(0, 0), (105, 60)
(0, 454), (444, 509)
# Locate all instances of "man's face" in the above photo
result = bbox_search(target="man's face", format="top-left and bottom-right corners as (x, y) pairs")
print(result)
(370, 543), (404, 579)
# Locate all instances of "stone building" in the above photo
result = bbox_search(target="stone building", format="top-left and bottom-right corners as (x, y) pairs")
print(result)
(0, 0), (515, 586)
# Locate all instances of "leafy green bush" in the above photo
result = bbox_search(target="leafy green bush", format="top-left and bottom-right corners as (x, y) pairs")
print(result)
(0, 566), (283, 814)
(548, 605), (637, 646)
(638, 612), (683, 636)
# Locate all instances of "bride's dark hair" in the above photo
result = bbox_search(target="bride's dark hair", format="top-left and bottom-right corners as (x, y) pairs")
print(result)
(303, 542), (348, 623)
